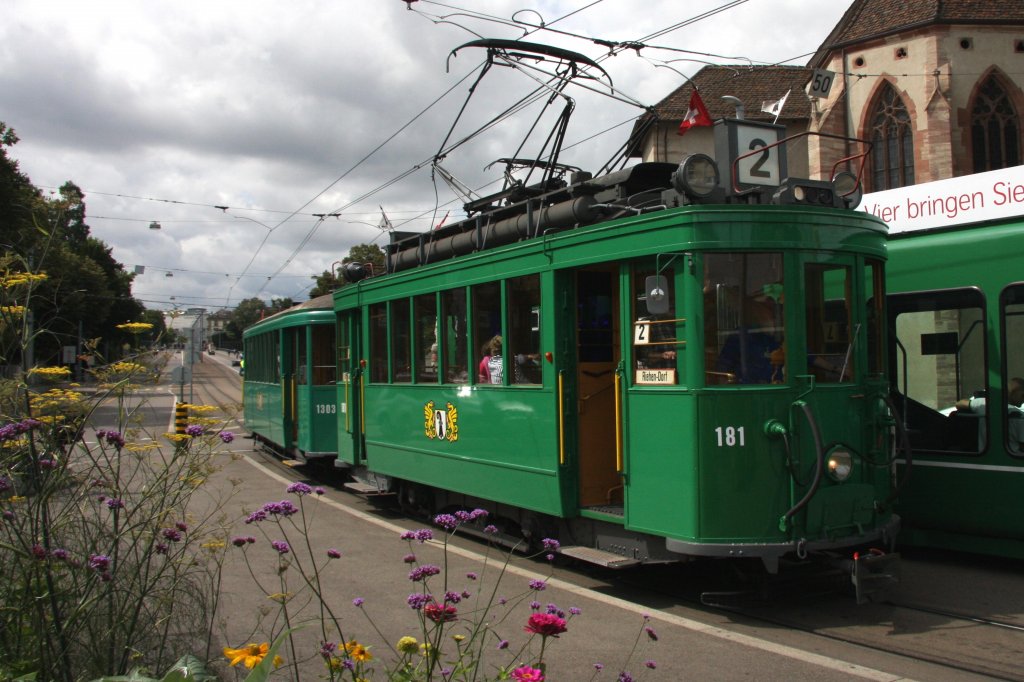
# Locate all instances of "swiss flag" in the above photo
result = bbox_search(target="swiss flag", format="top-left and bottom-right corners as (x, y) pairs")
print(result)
(678, 89), (712, 136)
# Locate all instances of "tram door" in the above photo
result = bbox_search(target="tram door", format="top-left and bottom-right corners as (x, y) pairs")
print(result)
(336, 310), (363, 465)
(575, 267), (623, 509)
(284, 328), (301, 453)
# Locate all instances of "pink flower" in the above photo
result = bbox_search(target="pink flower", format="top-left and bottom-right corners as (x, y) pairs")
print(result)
(511, 666), (545, 682)
(524, 612), (567, 638)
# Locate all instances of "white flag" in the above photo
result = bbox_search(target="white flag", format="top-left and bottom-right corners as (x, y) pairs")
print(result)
(761, 89), (791, 119)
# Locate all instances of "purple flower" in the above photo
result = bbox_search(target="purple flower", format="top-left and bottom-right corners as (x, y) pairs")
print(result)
(402, 553), (417, 563)
(434, 513), (459, 531)
(570, 606), (582, 616)
(484, 524), (498, 534)
(50, 548), (70, 561)
(497, 640), (509, 650)
(645, 660), (657, 669)
(645, 626), (658, 641)
(530, 601), (541, 611)
(38, 459), (57, 470)
(245, 510), (267, 524)
(414, 529), (433, 542)
(31, 544), (47, 560)
(319, 641), (336, 659)
(185, 424), (204, 437)
(466, 571), (478, 581)
(262, 500), (298, 517)
(88, 554), (111, 571)
(1, 510), (13, 521)
(314, 487), (325, 495)
(327, 548), (341, 559)
(542, 538), (560, 551)
(218, 431), (234, 443)
(102, 431), (125, 449)
(155, 543), (169, 555)
(594, 664), (604, 672)
(443, 591), (461, 604)
(162, 528), (183, 542)
(617, 673), (633, 682)
(271, 540), (290, 554)
(231, 536), (248, 547)
(352, 597), (364, 607)
(105, 498), (124, 510)
(287, 482), (313, 496)
(175, 521), (188, 532)
(407, 593), (430, 610)
(529, 579), (546, 591)
(408, 564), (441, 582)
(0, 476), (10, 492)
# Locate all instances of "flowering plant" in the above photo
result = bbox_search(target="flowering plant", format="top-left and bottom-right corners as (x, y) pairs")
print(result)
(225, 486), (659, 681)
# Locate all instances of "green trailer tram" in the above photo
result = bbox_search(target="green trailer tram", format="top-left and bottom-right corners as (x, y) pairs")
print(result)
(242, 294), (338, 463)
(879, 166), (1024, 559)
(331, 118), (901, 597)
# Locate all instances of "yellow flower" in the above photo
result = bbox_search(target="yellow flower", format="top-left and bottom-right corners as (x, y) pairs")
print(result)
(27, 366), (71, 378)
(396, 636), (419, 654)
(116, 322), (154, 333)
(452, 634), (465, 642)
(223, 642), (283, 669)
(343, 640), (373, 662)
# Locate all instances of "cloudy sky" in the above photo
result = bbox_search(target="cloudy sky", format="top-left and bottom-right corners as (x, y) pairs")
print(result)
(2, 0), (852, 313)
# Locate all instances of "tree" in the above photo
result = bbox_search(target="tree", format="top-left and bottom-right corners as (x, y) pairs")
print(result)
(308, 243), (386, 298)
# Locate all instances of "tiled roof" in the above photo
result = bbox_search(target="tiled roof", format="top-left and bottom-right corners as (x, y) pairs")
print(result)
(810, 0), (1024, 65)
(644, 65), (813, 123)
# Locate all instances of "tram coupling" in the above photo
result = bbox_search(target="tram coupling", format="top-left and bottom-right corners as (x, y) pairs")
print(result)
(843, 548), (901, 604)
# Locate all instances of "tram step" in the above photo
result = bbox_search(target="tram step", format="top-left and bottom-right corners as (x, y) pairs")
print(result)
(558, 545), (640, 569)
(281, 459), (306, 468)
(343, 481), (395, 496)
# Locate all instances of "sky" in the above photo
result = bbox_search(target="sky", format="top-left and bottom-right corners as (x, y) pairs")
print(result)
(1, 0), (853, 314)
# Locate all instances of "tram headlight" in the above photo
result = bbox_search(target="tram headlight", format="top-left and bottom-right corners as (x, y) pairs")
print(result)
(831, 171), (863, 210)
(673, 153), (719, 199)
(826, 447), (854, 482)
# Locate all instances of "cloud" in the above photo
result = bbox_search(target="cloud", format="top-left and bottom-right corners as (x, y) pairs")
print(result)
(1, 0), (852, 310)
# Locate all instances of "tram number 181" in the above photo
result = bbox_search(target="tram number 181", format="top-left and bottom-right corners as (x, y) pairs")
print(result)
(714, 426), (746, 447)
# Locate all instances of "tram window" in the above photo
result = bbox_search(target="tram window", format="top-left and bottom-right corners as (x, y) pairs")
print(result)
(805, 264), (854, 382)
(472, 281), (501, 385)
(632, 265), (678, 385)
(705, 253), (785, 385)
(441, 288), (468, 384)
(414, 294), (438, 383)
(579, 271), (614, 363)
(999, 285), (1024, 456)
(391, 299), (412, 383)
(889, 289), (986, 454)
(369, 303), (388, 383)
(864, 259), (885, 376)
(311, 325), (336, 385)
(507, 274), (541, 385)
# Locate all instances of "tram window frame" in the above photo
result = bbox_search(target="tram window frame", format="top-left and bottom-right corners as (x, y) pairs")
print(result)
(631, 263), (679, 386)
(414, 293), (439, 383)
(441, 287), (469, 384)
(311, 324), (336, 386)
(368, 303), (389, 383)
(998, 283), (1024, 457)
(506, 274), (542, 385)
(864, 258), (885, 377)
(888, 288), (987, 455)
(705, 253), (785, 386)
(472, 281), (502, 385)
(391, 299), (412, 383)
(805, 263), (854, 383)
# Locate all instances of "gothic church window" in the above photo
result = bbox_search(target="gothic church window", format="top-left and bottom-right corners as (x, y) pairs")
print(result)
(971, 75), (1021, 172)
(869, 83), (915, 191)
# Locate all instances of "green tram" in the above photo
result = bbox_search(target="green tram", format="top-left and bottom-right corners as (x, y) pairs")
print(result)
(330, 119), (901, 594)
(242, 294), (338, 462)
(879, 167), (1024, 559)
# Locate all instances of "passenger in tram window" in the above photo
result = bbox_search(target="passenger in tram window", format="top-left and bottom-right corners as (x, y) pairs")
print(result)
(478, 336), (498, 383)
(716, 300), (784, 384)
(955, 377), (1024, 452)
(485, 335), (537, 384)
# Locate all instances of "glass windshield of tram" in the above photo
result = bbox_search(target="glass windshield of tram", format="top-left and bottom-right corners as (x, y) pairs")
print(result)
(704, 253), (785, 385)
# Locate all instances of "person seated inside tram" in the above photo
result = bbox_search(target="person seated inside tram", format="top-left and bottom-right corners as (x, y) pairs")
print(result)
(955, 377), (1024, 453)
(716, 300), (783, 384)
